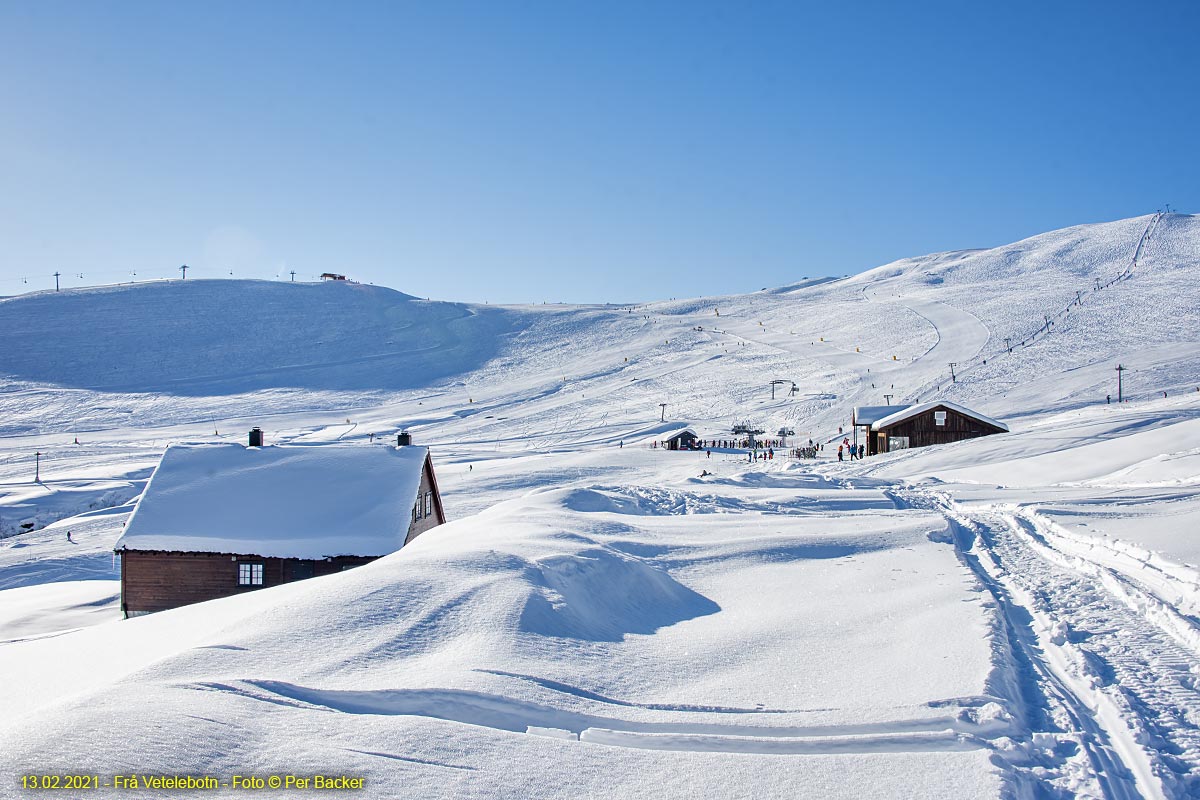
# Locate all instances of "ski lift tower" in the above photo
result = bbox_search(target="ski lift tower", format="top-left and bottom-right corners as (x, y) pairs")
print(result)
(769, 379), (792, 400)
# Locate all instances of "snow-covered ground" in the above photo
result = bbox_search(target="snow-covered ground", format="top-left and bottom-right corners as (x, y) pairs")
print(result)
(2, 213), (1200, 798)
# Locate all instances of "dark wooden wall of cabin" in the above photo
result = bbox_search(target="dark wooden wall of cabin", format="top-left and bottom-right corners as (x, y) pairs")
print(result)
(121, 551), (375, 615)
(880, 406), (1005, 450)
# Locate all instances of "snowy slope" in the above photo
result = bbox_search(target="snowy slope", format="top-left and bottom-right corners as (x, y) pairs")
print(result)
(0, 279), (518, 395)
(3, 213), (1200, 798)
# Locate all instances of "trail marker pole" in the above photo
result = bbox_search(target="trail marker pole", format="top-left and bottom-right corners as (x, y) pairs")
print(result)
(34, 451), (42, 482)
(1116, 364), (1127, 403)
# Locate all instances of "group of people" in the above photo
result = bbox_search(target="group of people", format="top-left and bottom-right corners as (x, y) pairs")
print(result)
(646, 434), (869, 464)
(693, 438), (788, 450)
(837, 438), (866, 461)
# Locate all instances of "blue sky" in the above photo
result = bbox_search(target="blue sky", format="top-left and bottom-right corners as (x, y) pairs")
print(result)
(1, 1), (1196, 303)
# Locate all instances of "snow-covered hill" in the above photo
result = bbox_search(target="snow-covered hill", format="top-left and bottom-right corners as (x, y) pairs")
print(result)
(4, 214), (1197, 438)
(0, 279), (518, 394)
(3, 213), (1200, 798)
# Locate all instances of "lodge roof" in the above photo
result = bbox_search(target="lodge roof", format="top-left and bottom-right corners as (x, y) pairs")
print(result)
(116, 443), (431, 559)
(852, 405), (911, 426)
(868, 401), (1008, 432)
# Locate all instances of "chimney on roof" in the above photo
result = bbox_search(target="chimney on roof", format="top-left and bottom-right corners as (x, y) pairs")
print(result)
(249, 427), (264, 447)
(397, 430), (412, 447)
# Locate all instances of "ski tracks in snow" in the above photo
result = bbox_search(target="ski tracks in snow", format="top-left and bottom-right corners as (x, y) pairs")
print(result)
(896, 487), (1200, 799)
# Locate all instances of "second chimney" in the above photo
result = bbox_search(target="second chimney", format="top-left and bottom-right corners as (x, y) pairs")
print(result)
(249, 427), (264, 447)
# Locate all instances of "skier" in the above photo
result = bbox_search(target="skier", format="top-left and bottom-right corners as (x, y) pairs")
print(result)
(837, 445), (844, 462)
(66, 530), (73, 543)
(858, 443), (865, 459)
(706, 450), (711, 459)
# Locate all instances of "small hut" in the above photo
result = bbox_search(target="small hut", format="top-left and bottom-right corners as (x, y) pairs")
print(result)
(663, 428), (699, 451)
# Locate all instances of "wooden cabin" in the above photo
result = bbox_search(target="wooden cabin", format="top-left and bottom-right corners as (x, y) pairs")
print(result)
(853, 401), (1008, 455)
(664, 428), (699, 451)
(114, 432), (445, 617)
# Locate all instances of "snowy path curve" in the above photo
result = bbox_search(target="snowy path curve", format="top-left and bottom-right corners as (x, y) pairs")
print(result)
(891, 299), (990, 402)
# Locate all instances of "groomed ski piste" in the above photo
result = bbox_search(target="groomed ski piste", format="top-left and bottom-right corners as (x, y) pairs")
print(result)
(2, 212), (1199, 798)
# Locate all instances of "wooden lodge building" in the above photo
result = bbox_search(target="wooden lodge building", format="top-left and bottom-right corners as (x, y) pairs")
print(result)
(114, 431), (445, 617)
(852, 401), (1008, 456)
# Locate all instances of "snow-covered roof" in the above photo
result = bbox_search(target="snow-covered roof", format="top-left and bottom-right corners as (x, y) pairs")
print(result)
(853, 405), (911, 426)
(869, 401), (1009, 432)
(116, 444), (430, 559)
(663, 427), (698, 441)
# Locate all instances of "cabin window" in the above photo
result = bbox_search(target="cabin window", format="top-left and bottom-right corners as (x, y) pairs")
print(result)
(413, 500), (422, 521)
(934, 411), (947, 426)
(238, 562), (264, 586)
(424, 491), (432, 517)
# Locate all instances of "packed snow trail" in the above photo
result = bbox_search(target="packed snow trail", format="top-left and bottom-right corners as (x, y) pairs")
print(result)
(889, 298), (989, 403)
(897, 487), (1200, 799)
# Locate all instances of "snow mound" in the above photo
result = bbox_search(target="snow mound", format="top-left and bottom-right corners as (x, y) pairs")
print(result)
(519, 543), (720, 642)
